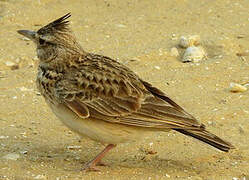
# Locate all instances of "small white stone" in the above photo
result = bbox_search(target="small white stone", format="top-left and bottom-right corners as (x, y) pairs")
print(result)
(179, 36), (189, 48)
(232, 177), (239, 180)
(116, 24), (126, 28)
(182, 46), (207, 63)
(229, 82), (247, 93)
(165, 174), (170, 178)
(20, 150), (28, 154)
(2, 153), (20, 160)
(0, 136), (9, 139)
(5, 61), (15, 66)
(154, 66), (160, 70)
(20, 132), (26, 135)
(67, 145), (81, 150)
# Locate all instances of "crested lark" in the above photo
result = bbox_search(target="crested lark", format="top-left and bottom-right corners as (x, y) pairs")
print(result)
(18, 13), (234, 171)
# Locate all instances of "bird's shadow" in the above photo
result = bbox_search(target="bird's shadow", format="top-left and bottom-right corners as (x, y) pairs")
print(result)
(113, 154), (196, 173)
(22, 143), (203, 175)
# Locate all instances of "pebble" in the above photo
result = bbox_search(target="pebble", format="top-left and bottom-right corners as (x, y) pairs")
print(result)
(5, 61), (15, 66)
(171, 33), (177, 40)
(229, 82), (247, 92)
(232, 178), (239, 180)
(182, 46), (207, 63)
(4, 61), (19, 70)
(116, 24), (126, 28)
(179, 36), (189, 48)
(67, 145), (81, 150)
(208, 121), (213, 125)
(0, 136), (9, 139)
(165, 174), (170, 178)
(2, 153), (20, 160)
(154, 66), (160, 70)
(20, 150), (28, 154)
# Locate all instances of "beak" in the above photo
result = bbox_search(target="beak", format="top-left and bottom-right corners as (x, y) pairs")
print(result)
(17, 30), (36, 40)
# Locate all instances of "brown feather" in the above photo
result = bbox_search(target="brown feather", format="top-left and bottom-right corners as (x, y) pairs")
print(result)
(141, 80), (234, 152)
(65, 100), (89, 118)
(175, 128), (235, 152)
(37, 13), (71, 34)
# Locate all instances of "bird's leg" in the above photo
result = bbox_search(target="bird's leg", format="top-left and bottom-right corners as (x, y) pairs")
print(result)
(82, 144), (116, 171)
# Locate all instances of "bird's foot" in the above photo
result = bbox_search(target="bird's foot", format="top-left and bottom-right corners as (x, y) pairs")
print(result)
(81, 144), (115, 172)
(82, 162), (100, 172)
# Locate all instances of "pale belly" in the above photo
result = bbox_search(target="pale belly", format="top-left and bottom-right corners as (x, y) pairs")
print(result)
(48, 102), (155, 144)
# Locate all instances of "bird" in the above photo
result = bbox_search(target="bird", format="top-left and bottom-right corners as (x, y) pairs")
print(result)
(17, 13), (235, 171)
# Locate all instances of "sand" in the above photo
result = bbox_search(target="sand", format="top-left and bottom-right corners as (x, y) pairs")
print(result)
(0, 0), (248, 179)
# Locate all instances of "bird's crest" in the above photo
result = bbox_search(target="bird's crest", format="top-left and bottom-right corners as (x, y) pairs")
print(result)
(37, 13), (71, 34)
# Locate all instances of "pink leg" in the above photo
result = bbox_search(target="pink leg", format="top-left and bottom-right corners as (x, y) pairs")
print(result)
(82, 144), (116, 171)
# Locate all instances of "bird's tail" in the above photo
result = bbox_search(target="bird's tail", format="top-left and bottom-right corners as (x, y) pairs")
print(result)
(141, 80), (235, 152)
(174, 127), (235, 152)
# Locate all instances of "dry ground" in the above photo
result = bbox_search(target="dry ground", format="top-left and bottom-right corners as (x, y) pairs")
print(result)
(0, 0), (248, 179)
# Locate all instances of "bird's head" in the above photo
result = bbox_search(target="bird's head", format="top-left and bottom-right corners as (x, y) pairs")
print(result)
(18, 13), (83, 62)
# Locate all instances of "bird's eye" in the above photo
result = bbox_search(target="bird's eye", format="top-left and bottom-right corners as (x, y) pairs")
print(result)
(39, 38), (46, 45)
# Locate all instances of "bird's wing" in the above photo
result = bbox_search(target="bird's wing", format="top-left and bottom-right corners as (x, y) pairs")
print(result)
(55, 54), (202, 129)
(55, 54), (145, 117)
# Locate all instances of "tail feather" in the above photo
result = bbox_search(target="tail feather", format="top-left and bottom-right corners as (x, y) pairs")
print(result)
(174, 127), (235, 152)
(141, 80), (235, 152)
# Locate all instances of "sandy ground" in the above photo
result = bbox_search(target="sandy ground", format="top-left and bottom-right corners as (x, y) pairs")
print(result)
(0, 0), (249, 179)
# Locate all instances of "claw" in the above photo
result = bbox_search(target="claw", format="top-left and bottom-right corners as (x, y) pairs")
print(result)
(82, 163), (100, 172)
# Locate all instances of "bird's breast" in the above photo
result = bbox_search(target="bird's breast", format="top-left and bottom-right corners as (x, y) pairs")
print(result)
(36, 67), (60, 104)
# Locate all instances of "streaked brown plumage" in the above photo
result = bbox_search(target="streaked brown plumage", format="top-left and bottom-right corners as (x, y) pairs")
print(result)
(17, 13), (234, 171)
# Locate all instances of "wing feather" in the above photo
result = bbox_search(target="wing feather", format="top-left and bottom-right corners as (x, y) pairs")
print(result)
(65, 100), (89, 118)
(55, 54), (202, 130)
